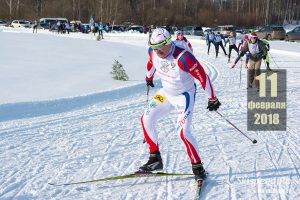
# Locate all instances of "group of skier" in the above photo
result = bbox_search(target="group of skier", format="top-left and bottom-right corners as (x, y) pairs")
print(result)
(138, 27), (272, 189)
(206, 30), (271, 72)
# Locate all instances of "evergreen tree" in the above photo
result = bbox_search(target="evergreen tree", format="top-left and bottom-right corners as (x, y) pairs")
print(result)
(111, 60), (129, 81)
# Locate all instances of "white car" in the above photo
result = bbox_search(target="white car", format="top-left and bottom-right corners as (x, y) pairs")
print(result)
(11, 20), (31, 28)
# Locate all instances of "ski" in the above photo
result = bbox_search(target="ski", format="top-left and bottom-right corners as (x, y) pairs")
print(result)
(48, 171), (193, 186)
(194, 179), (204, 200)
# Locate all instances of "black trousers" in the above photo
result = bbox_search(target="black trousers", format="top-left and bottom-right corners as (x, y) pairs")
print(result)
(98, 30), (103, 39)
(215, 43), (227, 57)
(207, 41), (215, 54)
(228, 45), (239, 59)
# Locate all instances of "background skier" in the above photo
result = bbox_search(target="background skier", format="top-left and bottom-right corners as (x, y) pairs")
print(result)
(232, 33), (267, 90)
(174, 30), (193, 53)
(225, 32), (239, 62)
(206, 31), (215, 55)
(238, 34), (250, 68)
(214, 32), (227, 58)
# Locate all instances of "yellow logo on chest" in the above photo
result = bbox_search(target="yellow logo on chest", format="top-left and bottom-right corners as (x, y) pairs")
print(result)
(154, 94), (165, 103)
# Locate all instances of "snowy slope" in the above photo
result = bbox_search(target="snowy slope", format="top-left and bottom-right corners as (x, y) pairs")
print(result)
(0, 31), (147, 104)
(1, 29), (300, 200)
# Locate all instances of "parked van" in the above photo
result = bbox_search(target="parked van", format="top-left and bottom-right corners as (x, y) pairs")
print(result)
(182, 26), (203, 36)
(214, 25), (236, 37)
(255, 25), (286, 40)
(39, 18), (68, 29)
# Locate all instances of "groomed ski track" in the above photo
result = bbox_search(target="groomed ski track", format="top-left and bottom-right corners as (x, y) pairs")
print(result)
(1, 34), (300, 200)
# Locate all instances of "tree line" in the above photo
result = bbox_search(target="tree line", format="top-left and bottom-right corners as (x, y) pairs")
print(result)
(1, 0), (299, 27)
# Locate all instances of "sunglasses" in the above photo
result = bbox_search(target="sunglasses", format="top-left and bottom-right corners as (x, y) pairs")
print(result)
(149, 35), (172, 50)
(249, 36), (257, 39)
(152, 44), (165, 50)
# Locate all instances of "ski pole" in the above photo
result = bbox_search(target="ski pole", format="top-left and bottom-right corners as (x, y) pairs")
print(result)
(263, 59), (268, 71)
(143, 85), (150, 144)
(215, 111), (257, 144)
(146, 85), (150, 103)
(268, 52), (280, 69)
(239, 58), (242, 88)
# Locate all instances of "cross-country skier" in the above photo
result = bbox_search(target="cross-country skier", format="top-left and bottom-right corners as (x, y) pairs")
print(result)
(214, 32), (227, 58)
(261, 39), (272, 71)
(174, 30), (193, 53)
(225, 32), (239, 62)
(232, 33), (267, 90)
(206, 31), (215, 55)
(237, 34), (251, 68)
(140, 28), (221, 183)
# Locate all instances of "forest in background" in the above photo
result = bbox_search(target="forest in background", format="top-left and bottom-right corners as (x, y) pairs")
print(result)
(1, 0), (299, 27)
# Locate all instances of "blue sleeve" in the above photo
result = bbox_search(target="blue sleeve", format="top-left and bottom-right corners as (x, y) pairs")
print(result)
(148, 47), (153, 55)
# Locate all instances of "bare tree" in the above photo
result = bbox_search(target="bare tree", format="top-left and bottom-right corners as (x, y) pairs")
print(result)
(0, 0), (298, 27)
(5, 0), (13, 20)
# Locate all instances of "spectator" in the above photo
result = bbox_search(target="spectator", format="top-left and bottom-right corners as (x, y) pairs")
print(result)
(149, 24), (155, 38)
(98, 22), (104, 39)
(65, 22), (70, 34)
(57, 21), (61, 34)
(48, 22), (51, 31)
(143, 25), (147, 34)
(33, 20), (38, 33)
(105, 23), (110, 32)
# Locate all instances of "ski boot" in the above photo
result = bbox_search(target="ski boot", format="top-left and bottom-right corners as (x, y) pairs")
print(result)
(139, 150), (163, 172)
(192, 162), (207, 181)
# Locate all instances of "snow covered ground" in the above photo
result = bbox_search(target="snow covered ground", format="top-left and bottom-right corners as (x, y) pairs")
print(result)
(0, 27), (300, 200)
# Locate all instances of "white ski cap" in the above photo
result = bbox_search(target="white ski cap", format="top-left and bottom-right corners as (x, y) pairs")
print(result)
(149, 28), (171, 47)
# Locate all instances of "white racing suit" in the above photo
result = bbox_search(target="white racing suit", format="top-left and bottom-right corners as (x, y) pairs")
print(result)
(141, 42), (216, 164)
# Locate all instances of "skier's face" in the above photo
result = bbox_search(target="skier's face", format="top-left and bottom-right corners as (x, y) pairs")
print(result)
(250, 37), (257, 43)
(153, 44), (171, 58)
(177, 35), (183, 40)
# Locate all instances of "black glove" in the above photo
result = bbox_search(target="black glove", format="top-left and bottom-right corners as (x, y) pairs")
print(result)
(207, 98), (221, 111)
(262, 55), (266, 59)
(146, 80), (154, 87)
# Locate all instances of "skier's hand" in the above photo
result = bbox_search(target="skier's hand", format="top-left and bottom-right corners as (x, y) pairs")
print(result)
(231, 64), (236, 68)
(207, 98), (221, 111)
(146, 80), (154, 87)
(245, 64), (249, 69)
